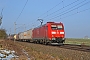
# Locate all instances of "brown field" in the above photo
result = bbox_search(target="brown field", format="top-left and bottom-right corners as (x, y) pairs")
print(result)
(0, 39), (90, 60)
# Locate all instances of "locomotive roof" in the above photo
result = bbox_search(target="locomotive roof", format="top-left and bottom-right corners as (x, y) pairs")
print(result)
(33, 22), (63, 29)
(34, 24), (46, 29)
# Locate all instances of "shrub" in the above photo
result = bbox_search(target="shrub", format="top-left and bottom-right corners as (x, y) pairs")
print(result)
(0, 29), (7, 39)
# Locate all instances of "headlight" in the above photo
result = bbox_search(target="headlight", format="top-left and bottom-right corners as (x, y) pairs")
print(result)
(60, 32), (64, 34)
(52, 32), (56, 34)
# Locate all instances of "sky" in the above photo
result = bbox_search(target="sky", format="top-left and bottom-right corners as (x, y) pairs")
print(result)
(0, 0), (90, 38)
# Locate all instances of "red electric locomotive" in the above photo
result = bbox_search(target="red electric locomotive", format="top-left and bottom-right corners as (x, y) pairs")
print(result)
(32, 22), (65, 44)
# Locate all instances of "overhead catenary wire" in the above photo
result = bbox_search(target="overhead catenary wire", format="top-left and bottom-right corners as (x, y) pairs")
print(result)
(15, 0), (28, 22)
(51, 0), (86, 18)
(33, 0), (81, 29)
(58, 7), (90, 20)
(16, 24), (25, 30)
(49, 0), (86, 20)
(38, 0), (83, 25)
(49, 0), (90, 20)
(43, 0), (80, 19)
(11, 0), (28, 34)
(16, 24), (26, 33)
(27, 1), (64, 29)
(47, 0), (86, 19)
(38, 0), (64, 18)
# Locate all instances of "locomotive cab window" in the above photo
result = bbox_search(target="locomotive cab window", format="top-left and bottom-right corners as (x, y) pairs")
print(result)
(51, 25), (57, 30)
(57, 25), (63, 30)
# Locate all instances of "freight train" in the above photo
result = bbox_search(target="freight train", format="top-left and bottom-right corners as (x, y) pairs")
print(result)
(14, 22), (65, 45)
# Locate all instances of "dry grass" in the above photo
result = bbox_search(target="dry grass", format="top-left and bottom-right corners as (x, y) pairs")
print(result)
(0, 39), (90, 60)
(18, 42), (90, 60)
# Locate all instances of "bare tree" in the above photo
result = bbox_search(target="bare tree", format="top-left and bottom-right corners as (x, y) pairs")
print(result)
(0, 16), (2, 26)
(0, 9), (3, 26)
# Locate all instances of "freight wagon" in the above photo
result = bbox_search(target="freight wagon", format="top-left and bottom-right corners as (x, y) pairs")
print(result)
(15, 29), (33, 42)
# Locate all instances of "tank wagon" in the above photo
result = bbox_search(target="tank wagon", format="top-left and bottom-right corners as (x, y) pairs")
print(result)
(14, 22), (65, 45)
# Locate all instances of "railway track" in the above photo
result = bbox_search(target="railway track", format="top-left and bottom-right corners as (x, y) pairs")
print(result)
(14, 40), (90, 52)
(29, 42), (90, 52)
(59, 44), (90, 52)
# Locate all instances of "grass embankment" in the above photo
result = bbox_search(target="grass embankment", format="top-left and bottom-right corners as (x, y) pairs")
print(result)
(1, 39), (90, 60)
(0, 40), (60, 60)
(65, 38), (90, 46)
(19, 41), (90, 60)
